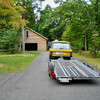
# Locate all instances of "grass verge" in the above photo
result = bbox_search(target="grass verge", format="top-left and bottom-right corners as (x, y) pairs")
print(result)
(73, 52), (100, 70)
(0, 52), (40, 74)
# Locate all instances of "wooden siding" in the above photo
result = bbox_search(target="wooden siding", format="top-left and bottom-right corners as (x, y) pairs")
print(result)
(25, 29), (47, 51)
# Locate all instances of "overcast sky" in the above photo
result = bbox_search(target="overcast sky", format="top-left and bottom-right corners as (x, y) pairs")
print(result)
(42, 0), (59, 10)
(41, 0), (91, 10)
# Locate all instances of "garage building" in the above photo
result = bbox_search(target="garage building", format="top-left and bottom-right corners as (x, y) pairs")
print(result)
(25, 27), (48, 51)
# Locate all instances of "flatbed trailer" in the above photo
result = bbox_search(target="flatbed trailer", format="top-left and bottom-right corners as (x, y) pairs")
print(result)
(48, 59), (100, 83)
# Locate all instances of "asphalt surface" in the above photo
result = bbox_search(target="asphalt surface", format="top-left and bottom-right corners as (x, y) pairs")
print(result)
(0, 52), (100, 100)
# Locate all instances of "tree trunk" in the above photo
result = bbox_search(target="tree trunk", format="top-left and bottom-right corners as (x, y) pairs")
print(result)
(22, 24), (25, 52)
(95, 0), (98, 31)
(18, 43), (21, 51)
(85, 33), (87, 58)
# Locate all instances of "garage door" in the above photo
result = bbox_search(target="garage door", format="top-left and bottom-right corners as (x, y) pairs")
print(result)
(25, 43), (38, 51)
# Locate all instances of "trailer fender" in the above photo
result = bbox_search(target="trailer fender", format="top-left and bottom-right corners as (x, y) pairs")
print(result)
(83, 62), (94, 70)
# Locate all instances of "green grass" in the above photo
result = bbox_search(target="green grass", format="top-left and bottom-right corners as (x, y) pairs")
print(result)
(73, 51), (100, 69)
(0, 51), (40, 55)
(0, 52), (40, 74)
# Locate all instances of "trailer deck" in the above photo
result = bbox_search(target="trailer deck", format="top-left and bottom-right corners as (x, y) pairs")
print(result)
(51, 59), (100, 79)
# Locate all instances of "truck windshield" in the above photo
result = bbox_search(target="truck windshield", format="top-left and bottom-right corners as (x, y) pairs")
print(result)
(52, 43), (71, 49)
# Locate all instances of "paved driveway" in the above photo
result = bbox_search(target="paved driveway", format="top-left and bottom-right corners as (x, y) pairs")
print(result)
(0, 52), (100, 100)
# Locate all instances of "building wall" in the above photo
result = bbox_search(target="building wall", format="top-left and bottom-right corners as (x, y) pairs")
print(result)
(25, 29), (47, 51)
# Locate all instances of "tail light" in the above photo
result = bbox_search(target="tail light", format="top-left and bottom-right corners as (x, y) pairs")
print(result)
(50, 51), (53, 55)
(50, 71), (55, 78)
(70, 52), (72, 56)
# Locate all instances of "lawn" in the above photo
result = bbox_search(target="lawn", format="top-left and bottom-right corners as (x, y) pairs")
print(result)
(73, 51), (100, 70)
(0, 52), (40, 74)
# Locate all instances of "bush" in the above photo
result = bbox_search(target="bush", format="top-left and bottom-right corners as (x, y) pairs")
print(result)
(0, 29), (21, 54)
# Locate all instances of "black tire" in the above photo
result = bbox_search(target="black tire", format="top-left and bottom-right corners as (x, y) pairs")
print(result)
(68, 57), (71, 60)
(48, 72), (50, 77)
(64, 57), (71, 60)
(49, 55), (52, 61)
(49, 57), (51, 61)
(48, 70), (51, 77)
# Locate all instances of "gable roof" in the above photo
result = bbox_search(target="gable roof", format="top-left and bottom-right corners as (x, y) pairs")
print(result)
(25, 27), (48, 40)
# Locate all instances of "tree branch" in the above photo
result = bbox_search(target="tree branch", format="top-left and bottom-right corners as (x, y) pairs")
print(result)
(83, 1), (94, 19)
(89, 0), (95, 5)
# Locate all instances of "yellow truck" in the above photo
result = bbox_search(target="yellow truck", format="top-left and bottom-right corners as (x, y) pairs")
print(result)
(49, 41), (72, 60)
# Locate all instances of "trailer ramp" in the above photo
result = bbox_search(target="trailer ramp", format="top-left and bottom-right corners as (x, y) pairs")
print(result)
(52, 59), (100, 79)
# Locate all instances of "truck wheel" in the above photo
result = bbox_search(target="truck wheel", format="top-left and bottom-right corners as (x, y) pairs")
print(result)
(49, 58), (51, 61)
(49, 55), (52, 61)
(64, 57), (71, 60)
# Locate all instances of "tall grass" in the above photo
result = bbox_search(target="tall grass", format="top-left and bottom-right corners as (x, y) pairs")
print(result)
(73, 51), (100, 69)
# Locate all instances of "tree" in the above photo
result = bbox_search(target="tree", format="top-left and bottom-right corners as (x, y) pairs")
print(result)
(0, 0), (28, 53)
(60, 0), (91, 53)
(38, 5), (52, 38)
(89, 31), (100, 57)
(83, 0), (100, 57)
(0, 0), (27, 30)
(54, 0), (65, 5)
(41, 0), (100, 57)
(17, 0), (46, 30)
(0, 29), (21, 53)
(17, 0), (36, 30)
(43, 2), (70, 41)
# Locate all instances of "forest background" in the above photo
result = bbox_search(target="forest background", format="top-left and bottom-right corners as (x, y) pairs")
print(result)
(0, 0), (100, 58)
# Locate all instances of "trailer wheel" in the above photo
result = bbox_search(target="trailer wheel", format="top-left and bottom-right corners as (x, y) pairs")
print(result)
(48, 72), (50, 77)
(48, 70), (51, 77)
(48, 73), (50, 77)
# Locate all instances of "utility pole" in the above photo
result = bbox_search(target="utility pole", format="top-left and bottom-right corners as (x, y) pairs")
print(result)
(22, 24), (25, 52)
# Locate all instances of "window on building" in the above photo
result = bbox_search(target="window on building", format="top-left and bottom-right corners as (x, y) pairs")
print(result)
(26, 30), (29, 38)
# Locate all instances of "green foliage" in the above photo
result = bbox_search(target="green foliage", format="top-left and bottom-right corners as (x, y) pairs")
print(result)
(61, 0), (100, 57)
(38, 5), (53, 39)
(54, 0), (64, 5)
(0, 0), (27, 30)
(89, 32), (100, 57)
(0, 29), (21, 53)
(42, 3), (69, 40)
(61, 1), (86, 52)
(17, 0), (36, 30)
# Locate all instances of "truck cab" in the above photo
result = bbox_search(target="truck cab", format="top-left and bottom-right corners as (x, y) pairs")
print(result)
(49, 41), (72, 60)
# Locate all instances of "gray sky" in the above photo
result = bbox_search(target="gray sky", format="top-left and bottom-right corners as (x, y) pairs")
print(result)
(42, 0), (91, 10)
(42, 0), (59, 9)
